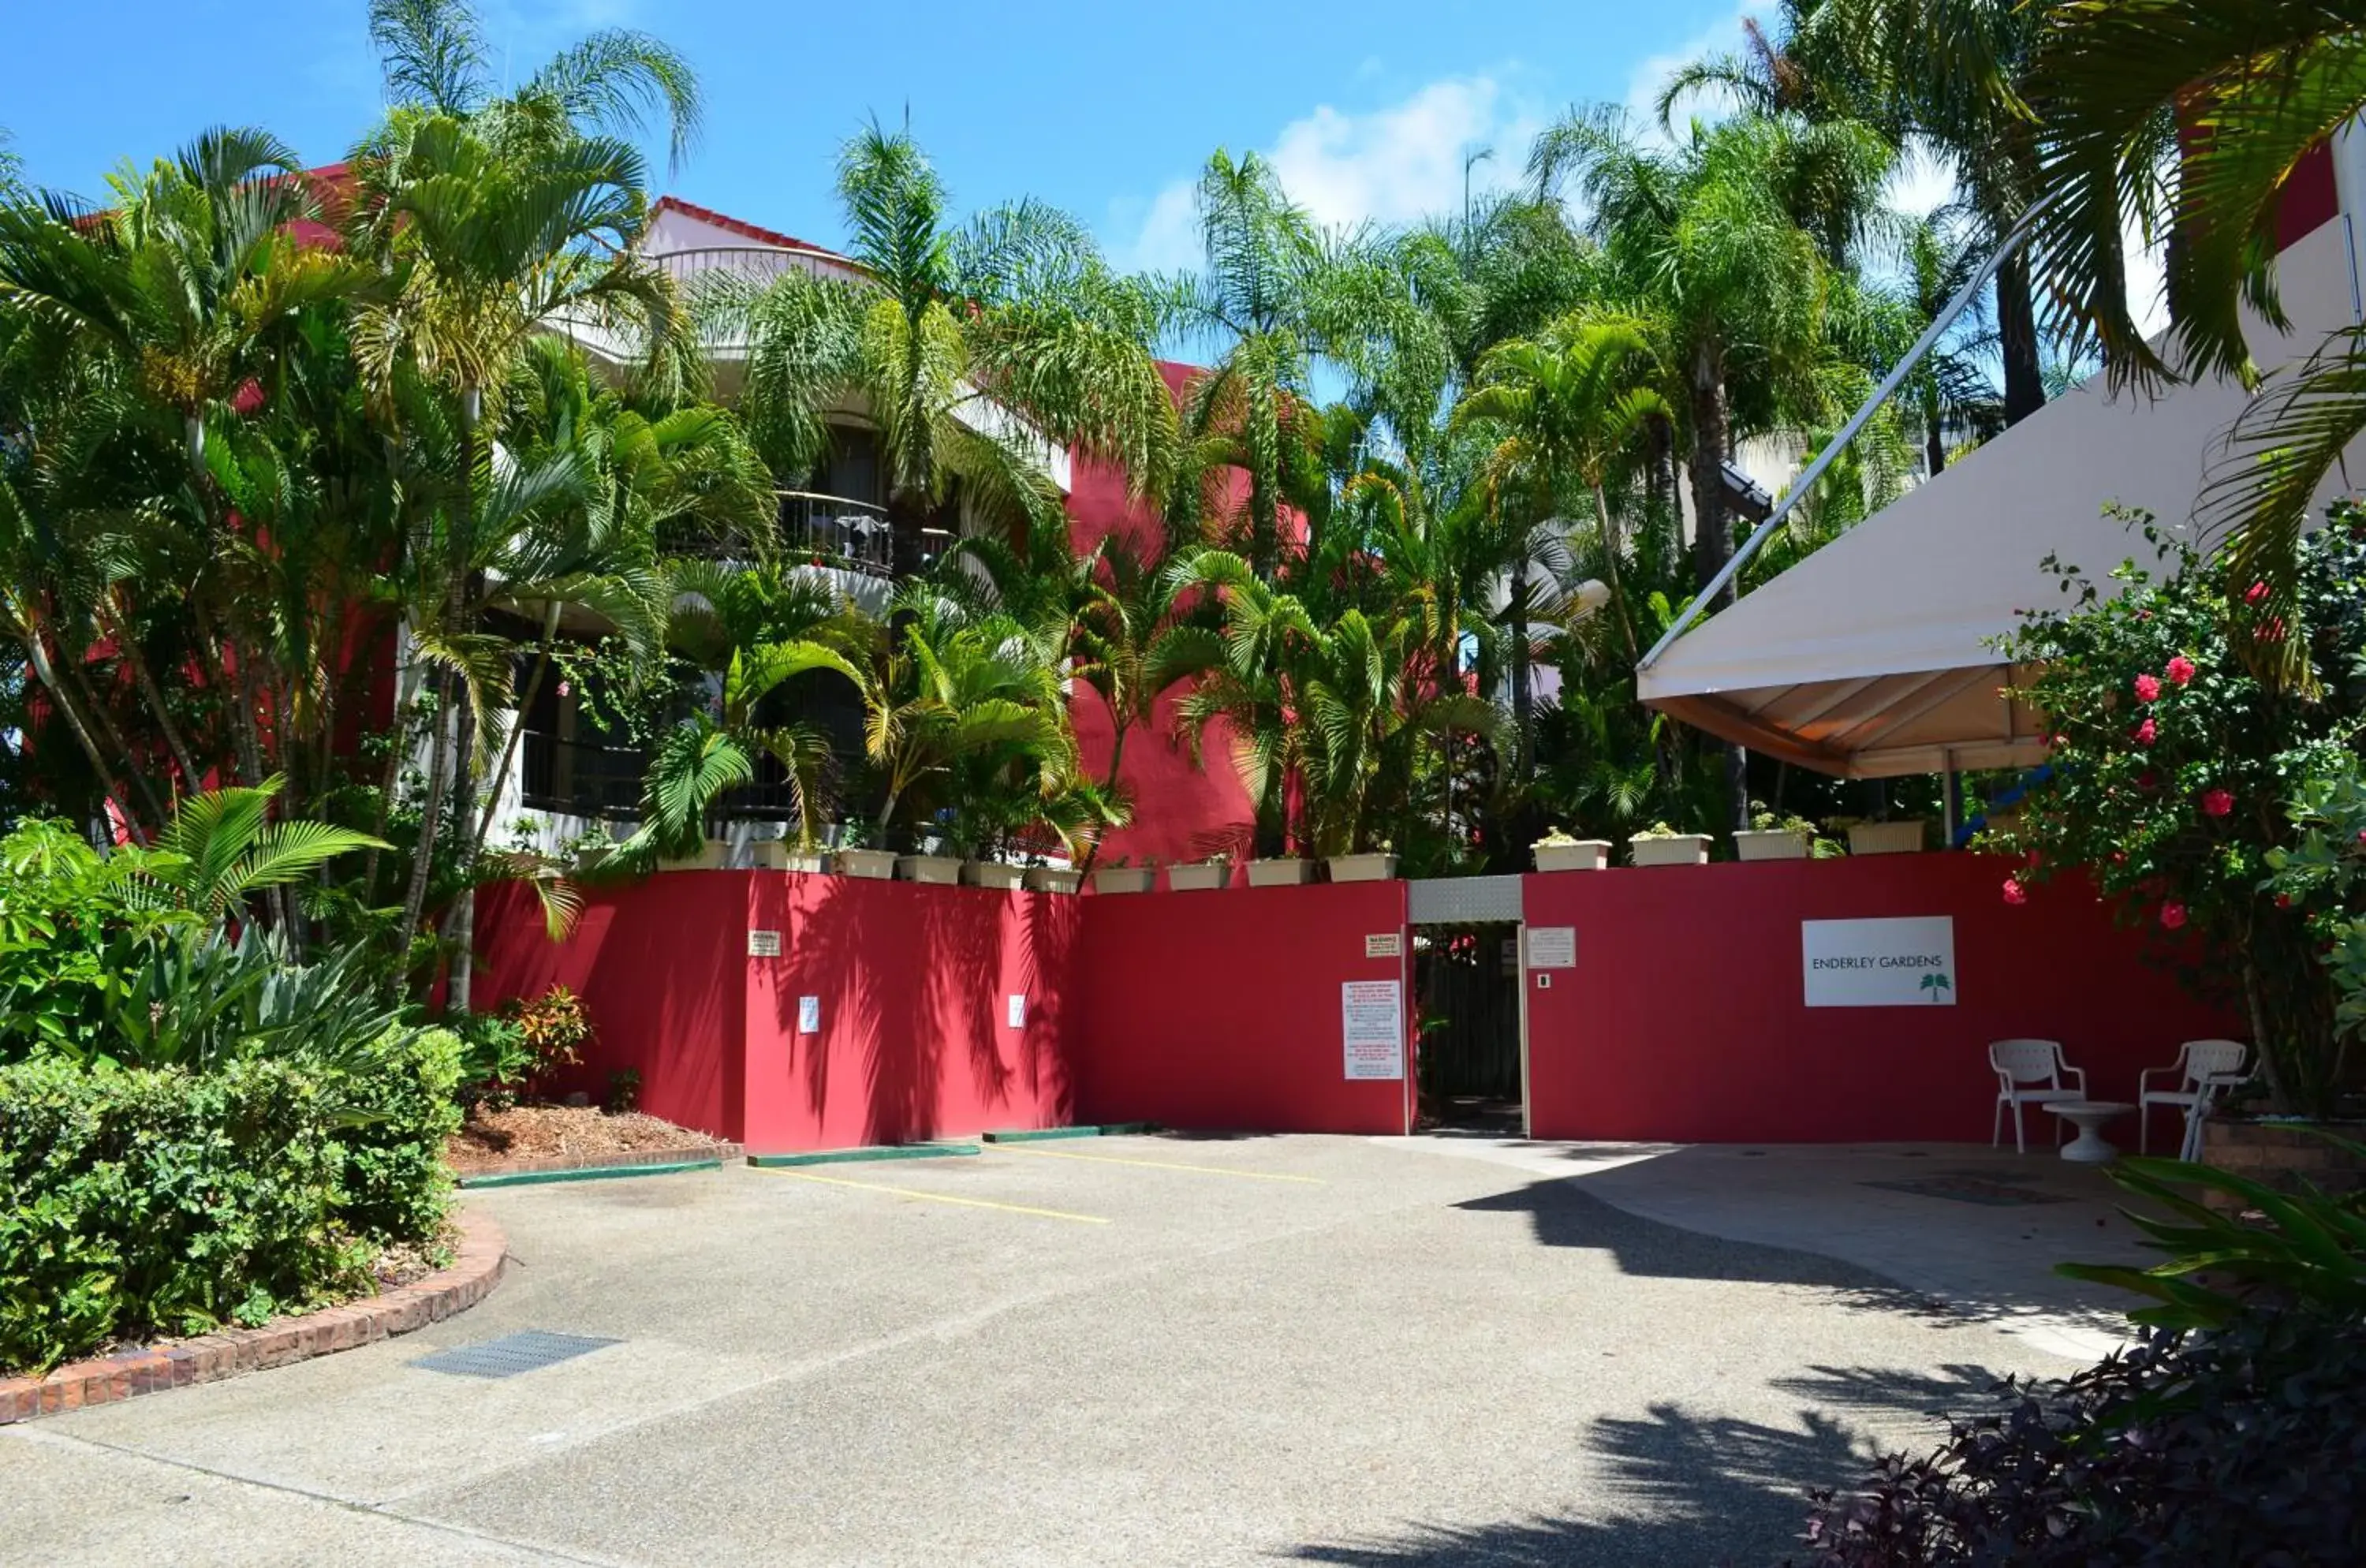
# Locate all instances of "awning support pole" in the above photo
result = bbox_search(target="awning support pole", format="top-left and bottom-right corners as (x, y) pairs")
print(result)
(1638, 190), (2062, 675)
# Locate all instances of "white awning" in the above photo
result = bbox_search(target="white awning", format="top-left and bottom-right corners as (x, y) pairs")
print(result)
(1638, 215), (2366, 777)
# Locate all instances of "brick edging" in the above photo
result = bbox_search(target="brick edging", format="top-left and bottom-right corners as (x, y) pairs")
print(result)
(0, 1209), (508, 1424)
(450, 1141), (741, 1181)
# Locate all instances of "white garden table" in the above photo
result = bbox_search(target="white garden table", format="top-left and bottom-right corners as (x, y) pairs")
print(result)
(2045, 1100), (2134, 1163)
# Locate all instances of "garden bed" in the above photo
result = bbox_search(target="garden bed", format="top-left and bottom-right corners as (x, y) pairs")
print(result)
(446, 1104), (733, 1175)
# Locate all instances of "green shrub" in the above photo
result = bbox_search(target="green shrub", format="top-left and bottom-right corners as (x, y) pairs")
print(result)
(0, 1029), (461, 1376)
(334, 1027), (464, 1243)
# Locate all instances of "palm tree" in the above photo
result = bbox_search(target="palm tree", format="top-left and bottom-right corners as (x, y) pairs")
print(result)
(140, 777), (386, 922)
(1794, 0), (2073, 426)
(1452, 315), (1672, 681)
(720, 121), (1175, 576)
(343, 101), (687, 984)
(367, 0), (703, 168)
(2023, 0), (2356, 645)
(1162, 150), (1446, 574)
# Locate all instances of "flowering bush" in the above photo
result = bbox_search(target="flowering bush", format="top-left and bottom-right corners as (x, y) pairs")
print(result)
(1992, 507), (2366, 1116)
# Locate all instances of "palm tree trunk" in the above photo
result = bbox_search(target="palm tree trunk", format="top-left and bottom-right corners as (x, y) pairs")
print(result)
(1925, 408), (1947, 479)
(474, 601), (562, 849)
(1592, 483), (1640, 663)
(20, 629), (144, 838)
(1688, 357), (1749, 834)
(1996, 250), (2044, 426)
(1509, 554), (1532, 776)
(100, 594), (203, 794)
(395, 666), (454, 974)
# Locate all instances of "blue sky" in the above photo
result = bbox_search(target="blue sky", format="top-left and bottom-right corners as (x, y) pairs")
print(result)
(2, 0), (1780, 270)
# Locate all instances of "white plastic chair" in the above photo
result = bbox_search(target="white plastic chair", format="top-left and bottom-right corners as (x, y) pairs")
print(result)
(2138, 1039), (2248, 1155)
(1990, 1040), (2088, 1154)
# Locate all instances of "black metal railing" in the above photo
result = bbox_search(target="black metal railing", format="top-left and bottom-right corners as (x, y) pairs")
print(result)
(519, 732), (646, 819)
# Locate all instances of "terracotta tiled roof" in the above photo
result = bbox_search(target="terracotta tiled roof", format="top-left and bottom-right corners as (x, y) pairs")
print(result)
(651, 195), (847, 259)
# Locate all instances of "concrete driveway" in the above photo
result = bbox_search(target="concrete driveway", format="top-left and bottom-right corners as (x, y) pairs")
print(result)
(1, 1135), (2133, 1566)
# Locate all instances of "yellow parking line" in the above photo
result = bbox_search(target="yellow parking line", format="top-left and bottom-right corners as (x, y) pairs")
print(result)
(757, 1167), (1110, 1224)
(993, 1145), (1326, 1185)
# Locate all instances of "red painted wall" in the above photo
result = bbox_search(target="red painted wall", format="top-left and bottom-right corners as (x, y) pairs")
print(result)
(1072, 882), (1413, 1134)
(1520, 855), (2233, 1144)
(477, 875), (747, 1138)
(740, 874), (1080, 1154)
(477, 872), (1080, 1153)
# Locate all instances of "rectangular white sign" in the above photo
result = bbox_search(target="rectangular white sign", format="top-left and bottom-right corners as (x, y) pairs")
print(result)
(797, 995), (820, 1035)
(1006, 994), (1028, 1029)
(1801, 917), (1957, 1007)
(1341, 980), (1405, 1081)
(1364, 931), (1402, 959)
(748, 929), (782, 958)
(1526, 926), (1576, 969)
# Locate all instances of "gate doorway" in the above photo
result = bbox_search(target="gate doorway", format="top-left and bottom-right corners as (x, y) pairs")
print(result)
(1413, 923), (1524, 1133)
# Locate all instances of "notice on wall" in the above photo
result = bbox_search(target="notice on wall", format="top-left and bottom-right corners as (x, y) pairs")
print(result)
(797, 995), (820, 1035)
(748, 929), (782, 958)
(1364, 931), (1402, 959)
(1526, 926), (1577, 969)
(1801, 917), (1957, 1007)
(1342, 980), (1405, 1081)
(1006, 994), (1028, 1029)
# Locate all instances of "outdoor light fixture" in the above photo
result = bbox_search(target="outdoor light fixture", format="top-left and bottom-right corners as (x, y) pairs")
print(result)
(1719, 460), (1774, 525)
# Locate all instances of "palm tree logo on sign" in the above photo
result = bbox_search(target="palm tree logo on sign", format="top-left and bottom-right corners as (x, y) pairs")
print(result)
(1920, 973), (1954, 1003)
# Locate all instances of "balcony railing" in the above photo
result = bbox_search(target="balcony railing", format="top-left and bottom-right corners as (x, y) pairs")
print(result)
(651, 245), (859, 293)
(781, 491), (895, 576)
(519, 733), (646, 819)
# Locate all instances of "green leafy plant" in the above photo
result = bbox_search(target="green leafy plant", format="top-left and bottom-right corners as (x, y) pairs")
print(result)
(2056, 1138), (2366, 1330)
(605, 1067), (642, 1114)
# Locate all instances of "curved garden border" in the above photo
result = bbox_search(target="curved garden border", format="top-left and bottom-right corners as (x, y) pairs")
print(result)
(0, 1209), (508, 1424)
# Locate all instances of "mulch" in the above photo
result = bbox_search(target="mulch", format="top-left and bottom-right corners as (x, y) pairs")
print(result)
(445, 1103), (731, 1175)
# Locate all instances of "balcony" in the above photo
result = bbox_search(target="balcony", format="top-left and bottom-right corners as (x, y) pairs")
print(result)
(519, 733), (646, 819)
(651, 245), (860, 293)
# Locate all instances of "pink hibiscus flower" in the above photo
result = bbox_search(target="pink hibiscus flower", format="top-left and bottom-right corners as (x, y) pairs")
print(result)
(2166, 655), (2196, 685)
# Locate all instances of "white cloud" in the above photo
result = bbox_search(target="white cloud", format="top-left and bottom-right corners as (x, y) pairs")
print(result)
(1109, 75), (1545, 273)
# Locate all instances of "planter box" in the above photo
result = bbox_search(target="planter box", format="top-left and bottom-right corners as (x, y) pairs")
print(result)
(1167, 860), (1230, 892)
(963, 861), (1028, 890)
(659, 840), (730, 871)
(1245, 857), (1314, 887)
(1327, 852), (1399, 883)
(1733, 829), (1810, 862)
(1023, 867), (1082, 894)
(896, 855), (962, 886)
(1533, 841), (1610, 872)
(1629, 834), (1711, 867)
(1092, 866), (1157, 895)
(753, 842), (830, 874)
(2200, 1117), (2366, 1212)
(1848, 819), (1928, 855)
(835, 848), (898, 880)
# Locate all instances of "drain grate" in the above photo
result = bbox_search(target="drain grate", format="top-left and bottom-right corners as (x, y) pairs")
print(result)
(412, 1331), (620, 1379)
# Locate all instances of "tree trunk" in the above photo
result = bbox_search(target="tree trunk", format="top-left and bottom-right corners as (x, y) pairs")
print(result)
(1592, 483), (1640, 663)
(21, 629), (144, 838)
(101, 594), (203, 795)
(1688, 357), (1733, 602)
(395, 666), (455, 972)
(1924, 409), (1947, 480)
(474, 603), (562, 850)
(1509, 554), (1532, 776)
(1689, 353), (1749, 833)
(1996, 250), (2044, 427)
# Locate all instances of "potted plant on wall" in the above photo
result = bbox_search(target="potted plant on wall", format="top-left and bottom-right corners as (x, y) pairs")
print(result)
(1167, 854), (1231, 892)
(1628, 823), (1711, 867)
(1845, 817), (1928, 855)
(1022, 863), (1083, 894)
(1532, 827), (1611, 872)
(1733, 806), (1816, 862)
(833, 821), (898, 880)
(1092, 856), (1157, 894)
(1327, 838), (1399, 883)
(1246, 853), (1314, 887)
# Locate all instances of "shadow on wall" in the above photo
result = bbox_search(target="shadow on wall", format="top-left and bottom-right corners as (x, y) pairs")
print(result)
(1287, 1363), (2011, 1567)
(754, 878), (1078, 1148)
